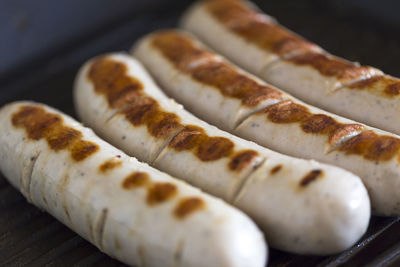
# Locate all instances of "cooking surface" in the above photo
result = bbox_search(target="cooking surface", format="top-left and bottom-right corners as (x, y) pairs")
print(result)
(1, 0), (400, 266)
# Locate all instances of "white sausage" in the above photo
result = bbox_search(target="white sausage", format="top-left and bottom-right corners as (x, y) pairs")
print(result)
(180, 0), (322, 76)
(180, 0), (400, 136)
(0, 101), (267, 267)
(131, 29), (400, 217)
(74, 53), (370, 255)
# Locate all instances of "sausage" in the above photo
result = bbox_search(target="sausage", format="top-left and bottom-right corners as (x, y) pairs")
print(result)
(0, 101), (267, 267)
(180, 0), (321, 75)
(129, 31), (287, 132)
(131, 29), (400, 217)
(74, 53), (370, 255)
(180, 0), (400, 136)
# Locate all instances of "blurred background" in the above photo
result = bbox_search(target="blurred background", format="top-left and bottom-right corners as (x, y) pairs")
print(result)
(2, 0), (400, 85)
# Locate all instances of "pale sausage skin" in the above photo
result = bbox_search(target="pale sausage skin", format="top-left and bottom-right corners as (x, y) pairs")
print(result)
(322, 75), (400, 136)
(181, 0), (323, 76)
(128, 33), (286, 131)
(180, 0), (400, 136)
(74, 53), (370, 255)
(0, 101), (267, 267)
(132, 29), (400, 217)
(75, 54), (265, 201)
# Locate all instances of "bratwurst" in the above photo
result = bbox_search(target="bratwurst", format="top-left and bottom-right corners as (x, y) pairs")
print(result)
(0, 101), (267, 267)
(74, 53), (370, 255)
(132, 29), (400, 217)
(181, 0), (400, 136)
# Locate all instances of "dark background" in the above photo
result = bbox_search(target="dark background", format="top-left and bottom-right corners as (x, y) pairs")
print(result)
(2, 0), (400, 81)
(1, 0), (400, 266)
(2, 0), (400, 102)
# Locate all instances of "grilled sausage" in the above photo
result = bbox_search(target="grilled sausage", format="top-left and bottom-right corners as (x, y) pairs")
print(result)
(131, 29), (400, 217)
(0, 101), (267, 267)
(74, 53), (370, 255)
(180, 0), (400, 136)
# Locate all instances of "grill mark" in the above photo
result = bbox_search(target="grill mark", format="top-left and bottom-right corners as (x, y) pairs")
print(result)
(12, 106), (99, 162)
(174, 197), (206, 219)
(386, 83), (400, 95)
(122, 172), (150, 189)
(205, 0), (317, 55)
(261, 100), (364, 147)
(151, 31), (211, 70)
(348, 75), (400, 97)
(147, 182), (178, 205)
(121, 97), (182, 139)
(202, 0), (383, 84)
(168, 125), (205, 151)
(122, 171), (205, 219)
(254, 97), (400, 162)
(270, 164), (282, 175)
(286, 51), (375, 81)
(13, 110), (61, 140)
(167, 124), (262, 167)
(88, 57), (260, 169)
(88, 58), (183, 140)
(168, 125), (234, 161)
(88, 57), (143, 109)
(197, 136), (234, 161)
(70, 140), (99, 162)
(300, 170), (323, 187)
(338, 130), (400, 162)
(99, 157), (123, 173)
(151, 31), (283, 107)
(229, 150), (259, 171)
(46, 127), (82, 151)
(265, 100), (309, 123)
